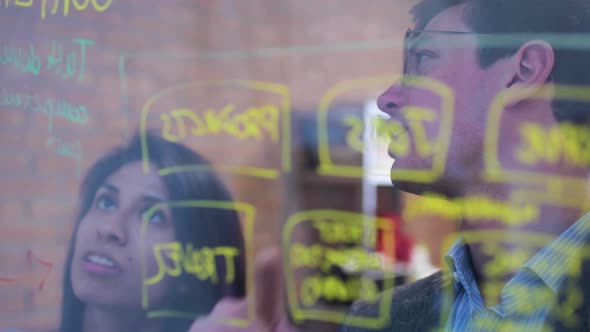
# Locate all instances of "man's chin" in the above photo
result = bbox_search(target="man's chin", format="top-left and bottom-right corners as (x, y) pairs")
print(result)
(391, 178), (458, 198)
(391, 179), (430, 196)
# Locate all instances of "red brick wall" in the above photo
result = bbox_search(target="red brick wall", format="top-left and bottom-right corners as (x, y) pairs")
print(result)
(0, 0), (454, 329)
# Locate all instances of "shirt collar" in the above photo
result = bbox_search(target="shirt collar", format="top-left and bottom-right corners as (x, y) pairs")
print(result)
(444, 238), (486, 310)
(444, 210), (590, 298)
(525, 210), (590, 293)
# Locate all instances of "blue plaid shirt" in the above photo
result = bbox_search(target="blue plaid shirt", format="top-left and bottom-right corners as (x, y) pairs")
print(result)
(444, 211), (590, 331)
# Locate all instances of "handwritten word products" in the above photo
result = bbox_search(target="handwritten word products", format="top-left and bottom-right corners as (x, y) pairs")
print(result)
(144, 242), (240, 286)
(0, 38), (94, 81)
(160, 104), (279, 142)
(1, 0), (113, 19)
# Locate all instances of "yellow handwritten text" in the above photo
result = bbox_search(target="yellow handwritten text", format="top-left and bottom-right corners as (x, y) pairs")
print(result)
(404, 192), (539, 225)
(283, 210), (394, 328)
(2, 0), (113, 19)
(312, 219), (364, 244)
(300, 274), (379, 307)
(161, 104), (279, 142)
(342, 107), (436, 158)
(290, 244), (381, 273)
(144, 242), (239, 286)
(516, 122), (590, 168)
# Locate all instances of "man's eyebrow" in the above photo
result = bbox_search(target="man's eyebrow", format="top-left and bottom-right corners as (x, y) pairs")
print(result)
(101, 183), (119, 193)
(408, 33), (433, 50)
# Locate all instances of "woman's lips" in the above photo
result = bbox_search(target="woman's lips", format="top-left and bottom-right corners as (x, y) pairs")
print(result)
(82, 252), (122, 277)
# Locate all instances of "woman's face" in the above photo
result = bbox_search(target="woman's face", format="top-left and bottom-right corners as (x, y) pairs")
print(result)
(71, 161), (176, 309)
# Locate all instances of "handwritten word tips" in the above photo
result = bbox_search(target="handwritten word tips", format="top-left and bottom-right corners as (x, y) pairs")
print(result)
(343, 107), (437, 158)
(2, 0), (113, 19)
(0, 38), (94, 81)
(161, 104), (279, 142)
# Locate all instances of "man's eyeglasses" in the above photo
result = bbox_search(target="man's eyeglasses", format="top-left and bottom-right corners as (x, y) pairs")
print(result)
(402, 29), (525, 76)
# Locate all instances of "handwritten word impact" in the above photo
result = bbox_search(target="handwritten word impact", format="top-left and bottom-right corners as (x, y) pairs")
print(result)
(516, 122), (590, 168)
(161, 104), (279, 142)
(144, 242), (239, 286)
(0, 38), (94, 81)
(1, 0), (113, 19)
(404, 192), (539, 226)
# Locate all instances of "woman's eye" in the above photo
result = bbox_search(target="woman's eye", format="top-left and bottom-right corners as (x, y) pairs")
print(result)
(96, 195), (117, 211)
(143, 209), (167, 225)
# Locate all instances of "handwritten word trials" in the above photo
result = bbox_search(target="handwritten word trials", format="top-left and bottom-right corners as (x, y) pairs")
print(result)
(160, 104), (279, 143)
(0, 38), (94, 81)
(144, 242), (240, 286)
(516, 122), (590, 168)
(343, 107), (437, 158)
(404, 192), (539, 226)
(1, 0), (113, 19)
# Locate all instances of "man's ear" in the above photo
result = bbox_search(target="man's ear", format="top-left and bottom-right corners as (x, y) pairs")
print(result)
(506, 40), (555, 91)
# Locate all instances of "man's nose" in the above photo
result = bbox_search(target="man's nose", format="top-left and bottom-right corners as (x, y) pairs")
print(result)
(377, 80), (406, 117)
(96, 214), (128, 245)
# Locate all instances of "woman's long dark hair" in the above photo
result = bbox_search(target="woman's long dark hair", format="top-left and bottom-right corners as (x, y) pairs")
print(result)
(59, 131), (246, 332)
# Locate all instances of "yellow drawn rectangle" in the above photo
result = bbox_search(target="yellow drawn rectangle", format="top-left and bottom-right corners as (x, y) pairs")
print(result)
(282, 210), (395, 329)
(135, 79), (291, 180)
(484, 84), (590, 208)
(140, 200), (256, 328)
(317, 75), (455, 184)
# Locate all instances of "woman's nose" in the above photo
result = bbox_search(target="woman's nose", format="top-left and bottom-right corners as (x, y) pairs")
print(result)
(377, 80), (406, 117)
(96, 214), (128, 245)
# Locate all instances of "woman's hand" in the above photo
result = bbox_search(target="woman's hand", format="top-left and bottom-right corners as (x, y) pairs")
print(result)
(187, 247), (299, 332)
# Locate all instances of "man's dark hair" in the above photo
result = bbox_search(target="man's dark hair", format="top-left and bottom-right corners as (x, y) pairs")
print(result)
(411, 0), (590, 124)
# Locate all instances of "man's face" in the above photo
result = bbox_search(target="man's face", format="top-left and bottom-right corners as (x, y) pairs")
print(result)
(378, 4), (512, 195)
